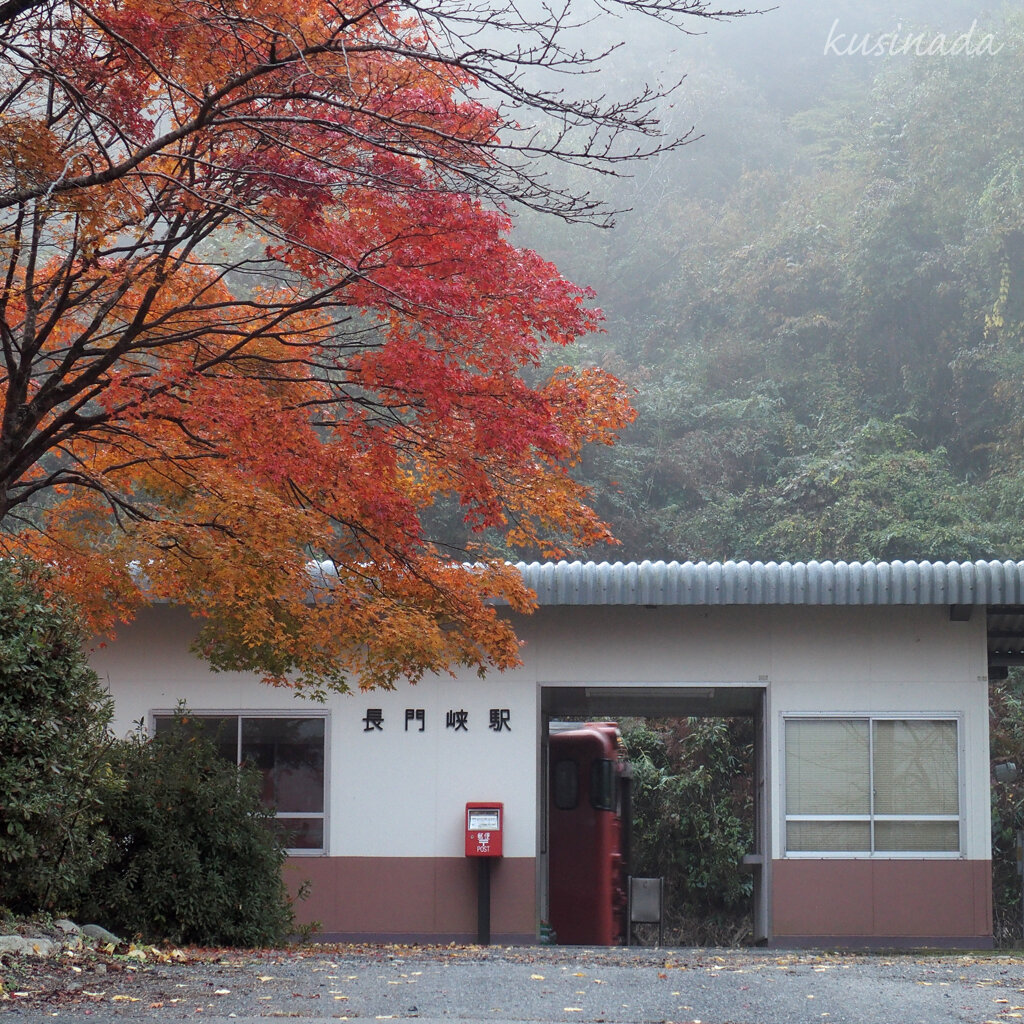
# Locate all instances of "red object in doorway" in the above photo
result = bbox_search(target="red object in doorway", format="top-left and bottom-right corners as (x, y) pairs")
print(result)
(548, 722), (631, 945)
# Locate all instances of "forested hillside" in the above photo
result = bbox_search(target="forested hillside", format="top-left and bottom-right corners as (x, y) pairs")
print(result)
(516, 2), (1024, 565)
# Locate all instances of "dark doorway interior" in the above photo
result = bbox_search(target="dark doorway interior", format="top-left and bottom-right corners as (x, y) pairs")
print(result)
(540, 685), (767, 946)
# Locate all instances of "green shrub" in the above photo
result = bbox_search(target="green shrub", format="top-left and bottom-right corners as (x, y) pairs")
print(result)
(990, 676), (1024, 946)
(82, 713), (294, 946)
(0, 560), (115, 913)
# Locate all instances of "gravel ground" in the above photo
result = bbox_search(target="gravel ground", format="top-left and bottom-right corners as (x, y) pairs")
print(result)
(3, 943), (1024, 1023)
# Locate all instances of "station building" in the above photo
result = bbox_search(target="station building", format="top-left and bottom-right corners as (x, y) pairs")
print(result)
(92, 559), (1024, 949)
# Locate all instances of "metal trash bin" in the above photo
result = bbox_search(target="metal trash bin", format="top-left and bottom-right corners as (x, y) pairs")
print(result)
(626, 876), (664, 947)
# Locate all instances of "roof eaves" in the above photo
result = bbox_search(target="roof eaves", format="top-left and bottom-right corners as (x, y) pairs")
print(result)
(515, 559), (1024, 607)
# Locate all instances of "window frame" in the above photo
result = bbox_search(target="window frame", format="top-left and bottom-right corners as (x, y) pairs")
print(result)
(781, 713), (964, 860)
(151, 709), (329, 856)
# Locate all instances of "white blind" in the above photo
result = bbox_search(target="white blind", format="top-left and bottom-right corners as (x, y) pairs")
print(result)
(874, 821), (960, 852)
(785, 719), (869, 814)
(873, 719), (959, 815)
(787, 820), (871, 853)
(784, 716), (960, 856)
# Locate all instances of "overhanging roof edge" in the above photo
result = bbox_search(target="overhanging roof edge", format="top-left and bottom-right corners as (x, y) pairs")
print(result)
(516, 559), (1024, 607)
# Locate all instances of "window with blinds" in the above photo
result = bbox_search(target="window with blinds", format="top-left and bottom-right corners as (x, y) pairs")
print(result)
(784, 717), (960, 855)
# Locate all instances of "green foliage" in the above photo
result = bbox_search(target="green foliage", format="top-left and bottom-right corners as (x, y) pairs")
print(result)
(0, 560), (114, 914)
(529, 10), (1024, 566)
(989, 676), (1024, 946)
(622, 718), (753, 945)
(708, 419), (992, 562)
(82, 713), (294, 947)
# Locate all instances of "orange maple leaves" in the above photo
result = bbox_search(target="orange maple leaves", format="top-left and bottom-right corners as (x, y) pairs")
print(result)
(0, 0), (634, 691)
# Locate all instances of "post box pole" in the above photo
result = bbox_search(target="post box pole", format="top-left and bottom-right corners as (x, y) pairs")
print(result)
(477, 857), (491, 945)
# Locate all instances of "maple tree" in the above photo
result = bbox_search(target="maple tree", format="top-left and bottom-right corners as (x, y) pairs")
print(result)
(0, 0), (737, 692)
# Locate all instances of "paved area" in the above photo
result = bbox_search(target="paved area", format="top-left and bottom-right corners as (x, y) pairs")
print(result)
(4, 944), (1024, 1022)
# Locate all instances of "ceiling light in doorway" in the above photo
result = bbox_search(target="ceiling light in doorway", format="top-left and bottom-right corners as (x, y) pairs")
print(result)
(583, 686), (716, 700)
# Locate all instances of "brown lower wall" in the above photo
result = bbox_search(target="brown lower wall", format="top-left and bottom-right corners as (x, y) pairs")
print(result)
(282, 855), (990, 947)
(283, 856), (536, 943)
(771, 859), (992, 947)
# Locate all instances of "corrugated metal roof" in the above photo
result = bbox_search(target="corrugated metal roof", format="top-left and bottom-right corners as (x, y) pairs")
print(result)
(515, 559), (1024, 607)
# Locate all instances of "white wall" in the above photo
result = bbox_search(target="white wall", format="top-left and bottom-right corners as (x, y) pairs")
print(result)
(92, 601), (990, 864)
(511, 604), (989, 860)
(92, 606), (539, 859)
(764, 606), (990, 860)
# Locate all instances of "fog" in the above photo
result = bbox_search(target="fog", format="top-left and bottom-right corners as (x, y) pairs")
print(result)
(491, 0), (1024, 565)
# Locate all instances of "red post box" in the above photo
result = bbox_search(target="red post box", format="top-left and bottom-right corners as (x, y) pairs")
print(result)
(465, 802), (503, 857)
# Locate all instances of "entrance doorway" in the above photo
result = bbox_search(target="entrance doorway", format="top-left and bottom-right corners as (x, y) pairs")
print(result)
(539, 684), (768, 946)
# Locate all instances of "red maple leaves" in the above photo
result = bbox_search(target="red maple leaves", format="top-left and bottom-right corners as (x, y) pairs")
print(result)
(0, 0), (636, 690)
